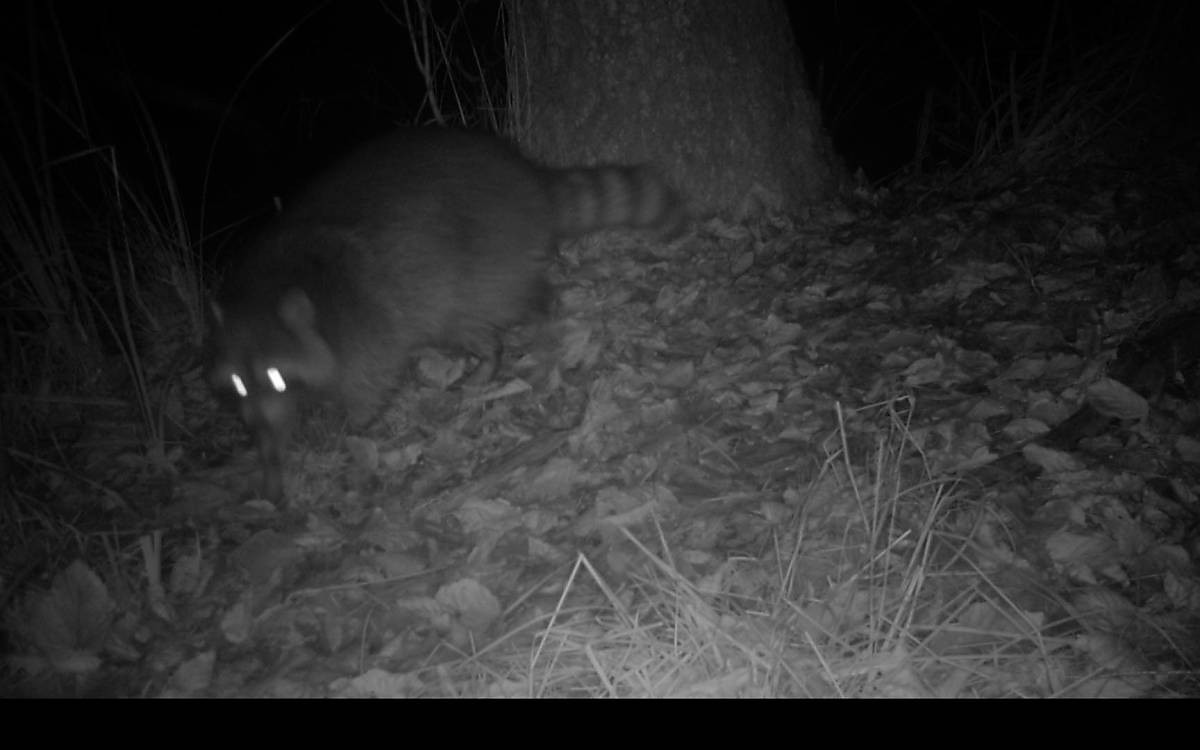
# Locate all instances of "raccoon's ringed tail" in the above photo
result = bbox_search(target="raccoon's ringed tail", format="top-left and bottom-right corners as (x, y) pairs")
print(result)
(549, 165), (685, 238)
(278, 288), (336, 385)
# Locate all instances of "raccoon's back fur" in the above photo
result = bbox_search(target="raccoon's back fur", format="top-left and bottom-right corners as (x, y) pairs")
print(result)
(210, 128), (684, 501)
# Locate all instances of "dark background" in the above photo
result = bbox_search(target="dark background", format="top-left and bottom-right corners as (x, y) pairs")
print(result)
(4, 1), (1197, 233)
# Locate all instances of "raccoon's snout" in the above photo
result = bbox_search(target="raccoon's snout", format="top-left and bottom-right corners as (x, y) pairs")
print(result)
(241, 388), (295, 504)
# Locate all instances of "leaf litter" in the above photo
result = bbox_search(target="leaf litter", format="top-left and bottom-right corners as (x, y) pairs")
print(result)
(6, 170), (1200, 697)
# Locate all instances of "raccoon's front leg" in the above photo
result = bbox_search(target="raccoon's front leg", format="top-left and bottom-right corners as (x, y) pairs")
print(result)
(255, 424), (285, 503)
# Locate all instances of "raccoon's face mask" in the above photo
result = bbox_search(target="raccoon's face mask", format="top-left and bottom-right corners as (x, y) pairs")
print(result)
(215, 358), (300, 436)
(209, 288), (336, 434)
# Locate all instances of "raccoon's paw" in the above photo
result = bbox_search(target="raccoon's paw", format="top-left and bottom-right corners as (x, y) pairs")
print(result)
(462, 357), (499, 388)
(459, 332), (503, 388)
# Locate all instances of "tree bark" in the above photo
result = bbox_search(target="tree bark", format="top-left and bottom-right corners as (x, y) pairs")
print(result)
(505, 0), (841, 220)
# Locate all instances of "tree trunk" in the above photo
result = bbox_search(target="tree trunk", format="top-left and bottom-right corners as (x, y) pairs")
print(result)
(505, 0), (840, 220)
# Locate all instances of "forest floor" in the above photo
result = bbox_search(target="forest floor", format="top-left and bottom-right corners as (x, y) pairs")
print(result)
(6, 158), (1200, 697)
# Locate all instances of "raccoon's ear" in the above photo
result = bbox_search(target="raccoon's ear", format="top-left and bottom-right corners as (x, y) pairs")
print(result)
(277, 287), (336, 386)
(209, 299), (225, 327)
(278, 288), (316, 329)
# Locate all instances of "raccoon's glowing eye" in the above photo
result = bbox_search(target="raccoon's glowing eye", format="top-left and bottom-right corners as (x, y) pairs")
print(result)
(266, 367), (287, 393)
(229, 373), (248, 397)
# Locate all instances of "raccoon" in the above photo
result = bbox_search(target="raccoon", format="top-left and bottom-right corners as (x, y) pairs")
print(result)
(209, 128), (684, 502)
